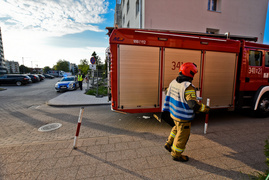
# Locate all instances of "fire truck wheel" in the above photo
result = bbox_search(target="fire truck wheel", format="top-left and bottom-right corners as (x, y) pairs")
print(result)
(255, 93), (269, 117)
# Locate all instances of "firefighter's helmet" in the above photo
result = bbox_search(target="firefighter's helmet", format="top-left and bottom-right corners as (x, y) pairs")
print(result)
(179, 62), (198, 78)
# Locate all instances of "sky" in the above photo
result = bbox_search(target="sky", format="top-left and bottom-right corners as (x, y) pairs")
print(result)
(0, 0), (116, 68)
(0, 0), (269, 69)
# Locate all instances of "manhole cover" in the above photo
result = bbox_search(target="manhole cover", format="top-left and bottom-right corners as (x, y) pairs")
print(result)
(29, 105), (40, 109)
(38, 123), (62, 132)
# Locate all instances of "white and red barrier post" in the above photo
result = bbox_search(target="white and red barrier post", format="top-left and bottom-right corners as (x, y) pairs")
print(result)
(73, 107), (84, 149)
(204, 98), (210, 134)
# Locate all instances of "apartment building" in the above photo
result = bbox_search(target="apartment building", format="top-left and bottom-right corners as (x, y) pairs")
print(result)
(5, 60), (20, 74)
(115, 0), (268, 43)
(0, 27), (8, 74)
(70, 63), (78, 75)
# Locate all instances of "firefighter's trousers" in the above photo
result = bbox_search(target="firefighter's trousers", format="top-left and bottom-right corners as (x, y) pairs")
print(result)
(166, 120), (191, 158)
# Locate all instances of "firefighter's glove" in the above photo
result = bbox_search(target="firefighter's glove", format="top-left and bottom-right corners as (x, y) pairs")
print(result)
(205, 106), (210, 114)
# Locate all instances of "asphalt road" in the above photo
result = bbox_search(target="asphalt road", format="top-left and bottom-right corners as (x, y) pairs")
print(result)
(0, 78), (60, 112)
(0, 78), (161, 145)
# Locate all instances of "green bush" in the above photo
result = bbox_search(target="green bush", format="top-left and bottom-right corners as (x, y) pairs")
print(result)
(85, 85), (107, 96)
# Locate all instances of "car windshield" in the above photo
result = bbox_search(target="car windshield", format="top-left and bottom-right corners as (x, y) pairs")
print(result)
(60, 77), (74, 81)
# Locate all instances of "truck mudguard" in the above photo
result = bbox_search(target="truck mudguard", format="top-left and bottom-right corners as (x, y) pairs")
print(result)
(253, 86), (269, 110)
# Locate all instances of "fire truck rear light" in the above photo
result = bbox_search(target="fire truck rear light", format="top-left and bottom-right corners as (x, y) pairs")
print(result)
(158, 37), (168, 41)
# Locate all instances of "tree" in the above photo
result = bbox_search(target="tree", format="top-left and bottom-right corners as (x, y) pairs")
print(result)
(78, 59), (89, 75)
(43, 66), (51, 74)
(19, 65), (30, 74)
(55, 60), (69, 72)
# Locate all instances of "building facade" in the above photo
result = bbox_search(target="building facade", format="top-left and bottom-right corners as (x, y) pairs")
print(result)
(70, 63), (78, 75)
(115, 0), (268, 43)
(0, 27), (8, 74)
(5, 60), (20, 74)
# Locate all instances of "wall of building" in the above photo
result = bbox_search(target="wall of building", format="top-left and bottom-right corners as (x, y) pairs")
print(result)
(114, 3), (122, 27)
(120, 0), (144, 28)
(0, 27), (8, 74)
(0, 28), (5, 66)
(118, 0), (268, 43)
(143, 0), (268, 43)
(6, 61), (20, 74)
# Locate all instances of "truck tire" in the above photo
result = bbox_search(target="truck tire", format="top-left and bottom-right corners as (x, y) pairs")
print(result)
(16, 81), (22, 86)
(255, 93), (269, 117)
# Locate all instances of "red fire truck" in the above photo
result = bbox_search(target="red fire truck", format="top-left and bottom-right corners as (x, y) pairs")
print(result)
(106, 28), (269, 117)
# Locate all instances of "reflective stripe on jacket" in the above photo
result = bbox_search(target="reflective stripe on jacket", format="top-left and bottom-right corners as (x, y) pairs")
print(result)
(163, 80), (195, 121)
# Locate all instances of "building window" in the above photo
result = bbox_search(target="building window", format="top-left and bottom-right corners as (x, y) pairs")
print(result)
(265, 52), (269, 67)
(208, 0), (221, 12)
(136, 0), (139, 16)
(206, 28), (219, 34)
(127, 21), (130, 28)
(127, 0), (129, 14)
(249, 50), (262, 66)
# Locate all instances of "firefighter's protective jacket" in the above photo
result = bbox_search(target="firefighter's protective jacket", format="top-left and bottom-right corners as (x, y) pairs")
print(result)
(163, 79), (209, 121)
(163, 80), (195, 121)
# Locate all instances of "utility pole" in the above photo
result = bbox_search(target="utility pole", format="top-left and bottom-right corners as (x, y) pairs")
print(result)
(22, 57), (24, 73)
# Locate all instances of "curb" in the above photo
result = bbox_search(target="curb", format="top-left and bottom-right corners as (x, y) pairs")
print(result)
(46, 102), (111, 107)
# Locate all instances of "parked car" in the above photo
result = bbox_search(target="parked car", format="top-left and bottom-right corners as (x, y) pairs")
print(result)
(0, 74), (32, 86)
(43, 74), (55, 79)
(37, 74), (45, 81)
(28, 74), (40, 83)
(55, 76), (78, 92)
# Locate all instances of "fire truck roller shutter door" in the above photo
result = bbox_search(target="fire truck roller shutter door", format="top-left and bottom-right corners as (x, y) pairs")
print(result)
(164, 48), (202, 89)
(118, 45), (161, 109)
(202, 51), (237, 108)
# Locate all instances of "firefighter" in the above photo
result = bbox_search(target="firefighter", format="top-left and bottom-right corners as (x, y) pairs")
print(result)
(163, 62), (209, 162)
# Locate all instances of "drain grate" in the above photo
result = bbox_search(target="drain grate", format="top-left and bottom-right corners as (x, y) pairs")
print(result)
(38, 123), (62, 132)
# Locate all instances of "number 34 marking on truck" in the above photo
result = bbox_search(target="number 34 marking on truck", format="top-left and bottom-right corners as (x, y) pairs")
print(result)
(172, 61), (183, 70)
(248, 67), (262, 75)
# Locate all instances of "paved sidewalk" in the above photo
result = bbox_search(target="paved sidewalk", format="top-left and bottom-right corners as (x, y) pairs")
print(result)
(0, 124), (268, 180)
(47, 82), (110, 107)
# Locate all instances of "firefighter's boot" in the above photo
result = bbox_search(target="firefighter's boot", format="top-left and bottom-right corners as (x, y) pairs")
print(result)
(164, 143), (172, 152)
(172, 155), (189, 162)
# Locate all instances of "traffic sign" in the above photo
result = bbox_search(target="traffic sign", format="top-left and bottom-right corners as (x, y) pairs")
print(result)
(90, 57), (96, 64)
(89, 64), (96, 70)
